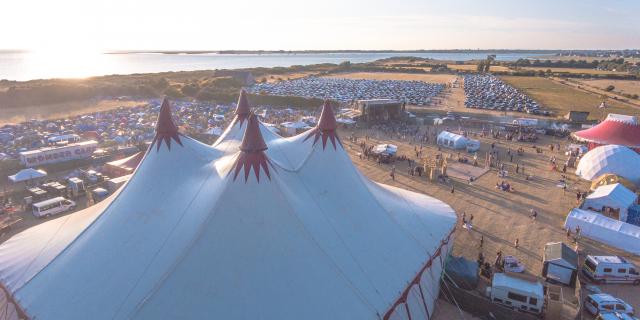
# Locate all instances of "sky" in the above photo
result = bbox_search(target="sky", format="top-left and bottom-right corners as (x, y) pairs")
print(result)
(3, 0), (639, 52)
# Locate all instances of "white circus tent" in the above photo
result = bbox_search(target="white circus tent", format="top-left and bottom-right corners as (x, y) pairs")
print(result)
(575, 144), (640, 184)
(0, 95), (456, 320)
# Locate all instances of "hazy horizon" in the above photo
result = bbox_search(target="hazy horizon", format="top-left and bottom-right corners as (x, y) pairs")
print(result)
(3, 0), (638, 53)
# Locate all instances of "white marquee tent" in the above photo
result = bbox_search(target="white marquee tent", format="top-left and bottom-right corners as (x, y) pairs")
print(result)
(564, 208), (640, 255)
(0, 92), (456, 320)
(437, 131), (469, 150)
(575, 145), (640, 184)
(582, 183), (638, 222)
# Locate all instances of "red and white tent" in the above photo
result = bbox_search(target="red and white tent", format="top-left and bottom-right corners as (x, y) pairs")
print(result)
(0, 94), (456, 320)
(573, 113), (640, 151)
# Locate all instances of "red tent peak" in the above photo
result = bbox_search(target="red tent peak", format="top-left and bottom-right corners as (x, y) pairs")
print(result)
(151, 97), (183, 151)
(303, 101), (341, 150)
(231, 113), (273, 182)
(318, 100), (337, 132)
(235, 89), (251, 126)
(240, 113), (267, 152)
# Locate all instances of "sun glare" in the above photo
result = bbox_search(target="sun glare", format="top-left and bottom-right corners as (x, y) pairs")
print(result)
(22, 45), (113, 80)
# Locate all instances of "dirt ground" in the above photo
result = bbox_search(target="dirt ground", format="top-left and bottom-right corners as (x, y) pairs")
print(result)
(339, 127), (640, 319)
(323, 72), (456, 83)
(0, 99), (145, 125)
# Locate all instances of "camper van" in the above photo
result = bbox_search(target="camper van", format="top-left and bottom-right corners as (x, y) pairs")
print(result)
(32, 197), (76, 218)
(582, 255), (640, 285)
(486, 273), (544, 314)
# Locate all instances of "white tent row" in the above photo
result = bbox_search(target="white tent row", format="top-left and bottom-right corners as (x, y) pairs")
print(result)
(8, 168), (47, 183)
(582, 183), (638, 222)
(0, 92), (456, 320)
(564, 208), (640, 255)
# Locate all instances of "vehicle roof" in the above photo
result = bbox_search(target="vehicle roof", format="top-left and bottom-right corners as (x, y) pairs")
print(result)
(544, 242), (578, 267)
(33, 197), (67, 207)
(590, 293), (623, 304)
(492, 273), (543, 296)
(588, 255), (627, 264)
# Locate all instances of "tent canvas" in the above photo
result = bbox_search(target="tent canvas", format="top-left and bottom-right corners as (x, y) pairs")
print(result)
(572, 113), (640, 149)
(444, 256), (478, 290)
(437, 131), (469, 150)
(0, 97), (456, 320)
(583, 183), (637, 222)
(8, 168), (47, 183)
(575, 145), (640, 184)
(564, 208), (640, 255)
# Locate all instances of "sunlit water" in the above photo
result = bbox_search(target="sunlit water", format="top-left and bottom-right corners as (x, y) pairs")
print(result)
(0, 51), (548, 81)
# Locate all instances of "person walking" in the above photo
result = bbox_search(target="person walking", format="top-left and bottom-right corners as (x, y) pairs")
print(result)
(479, 235), (484, 248)
(529, 209), (537, 221)
(514, 238), (519, 249)
(390, 166), (396, 181)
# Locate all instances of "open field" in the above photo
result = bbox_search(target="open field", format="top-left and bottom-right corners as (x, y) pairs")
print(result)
(323, 72), (456, 83)
(529, 55), (640, 64)
(0, 99), (144, 125)
(520, 67), (628, 75)
(447, 64), (509, 72)
(577, 79), (640, 97)
(500, 76), (640, 118)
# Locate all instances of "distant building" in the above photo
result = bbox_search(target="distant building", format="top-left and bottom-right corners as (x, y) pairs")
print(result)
(564, 111), (590, 123)
(213, 70), (255, 86)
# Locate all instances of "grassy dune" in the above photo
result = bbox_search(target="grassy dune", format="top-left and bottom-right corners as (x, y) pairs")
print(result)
(500, 76), (640, 119)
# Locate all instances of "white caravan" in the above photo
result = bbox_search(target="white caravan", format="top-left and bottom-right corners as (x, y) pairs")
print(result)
(486, 273), (544, 315)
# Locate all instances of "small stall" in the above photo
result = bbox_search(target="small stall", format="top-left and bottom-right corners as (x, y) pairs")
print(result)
(542, 242), (578, 286)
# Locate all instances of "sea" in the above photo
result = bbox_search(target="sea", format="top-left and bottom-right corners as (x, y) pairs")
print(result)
(0, 51), (549, 81)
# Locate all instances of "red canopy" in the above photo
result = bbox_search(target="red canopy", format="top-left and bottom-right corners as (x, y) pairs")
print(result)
(573, 114), (640, 150)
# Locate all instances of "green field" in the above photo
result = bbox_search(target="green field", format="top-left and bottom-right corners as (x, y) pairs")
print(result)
(500, 76), (640, 119)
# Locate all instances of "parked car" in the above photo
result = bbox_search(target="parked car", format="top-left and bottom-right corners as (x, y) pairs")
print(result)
(585, 294), (634, 317)
(597, 312), (639, 320)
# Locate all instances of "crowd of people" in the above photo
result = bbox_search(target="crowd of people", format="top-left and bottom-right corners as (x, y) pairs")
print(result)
(248, 77), (444, 105)
(464, 74), (549, 115)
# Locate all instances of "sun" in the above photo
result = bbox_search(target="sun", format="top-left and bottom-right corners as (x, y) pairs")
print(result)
(24, 44), (113, 79)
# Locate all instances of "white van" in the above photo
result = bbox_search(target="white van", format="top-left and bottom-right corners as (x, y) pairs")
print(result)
(32, 197), (76, 218)
(486, 273), (544, 314)
(582, 255), (640, 285)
